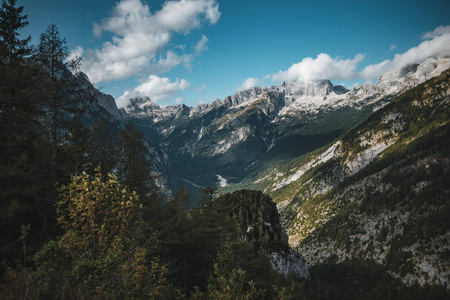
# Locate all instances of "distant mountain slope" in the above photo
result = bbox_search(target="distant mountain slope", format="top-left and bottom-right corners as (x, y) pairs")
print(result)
(73, 72), (173, 196)
(126, 58), (450, 198)
(243, 66), (450, 288)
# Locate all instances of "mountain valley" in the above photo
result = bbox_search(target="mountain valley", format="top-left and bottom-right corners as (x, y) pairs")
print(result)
(119, 57), (450, 291)
(81, 56), (450, 291)
(118, 58), (450, 200)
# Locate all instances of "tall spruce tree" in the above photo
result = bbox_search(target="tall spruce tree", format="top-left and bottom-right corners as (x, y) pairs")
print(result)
(0, 0), (30, 63)
(34, 24), (92, 170)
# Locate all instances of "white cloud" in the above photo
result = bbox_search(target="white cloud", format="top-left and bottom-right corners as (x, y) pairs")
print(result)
(80, 0), (220, 83)
(117, 75), (190, 107)
(67, 46), (84, 62)
(422, 25), (450, 39)
(149, 50), (194, 74)
(390, 44), (397, 50)
(360, 30), (450, 79)
(272, 53), (365, 82)
(174, 97), (183, 104)
(195, 34), (209, 53)
(271, 25), (450, 83)
(237, 77), (260, 92)
(156, 0), (220, 32)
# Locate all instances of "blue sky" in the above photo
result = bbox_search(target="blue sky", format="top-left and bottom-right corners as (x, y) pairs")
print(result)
(18, 0), (450, 107)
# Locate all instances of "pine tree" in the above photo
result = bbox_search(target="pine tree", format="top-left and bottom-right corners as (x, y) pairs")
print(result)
(204, 239), (263, 299)
(173, 185), (190, 211)
(198, 185), (216, 208)
(34, 23), (92, 170)
(0, 0), (31, 63)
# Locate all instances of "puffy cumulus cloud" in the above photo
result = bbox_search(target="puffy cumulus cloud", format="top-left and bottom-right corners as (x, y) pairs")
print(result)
(237, 77), (260, 92)
(422, 25), (450, 39)
(117, 75), (190, 107)
(272, 53), (365, 82)
(80, 0), (220, 83)
(360, 27), (450, 79)
(155, 0), (220, 32)
(271, 25), (450, 83)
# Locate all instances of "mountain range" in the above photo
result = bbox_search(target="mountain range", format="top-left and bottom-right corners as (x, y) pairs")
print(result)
(122, 57), (449, 197)
(84, 56), (450, 289)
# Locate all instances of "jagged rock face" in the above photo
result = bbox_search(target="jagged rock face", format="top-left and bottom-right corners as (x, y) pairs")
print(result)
(126, 97), (191, 122)
(224, 86), (268, 107)
(75, 72), (130, 122)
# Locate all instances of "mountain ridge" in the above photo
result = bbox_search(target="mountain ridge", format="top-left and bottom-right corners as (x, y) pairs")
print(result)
(125, 57), (450, 124)
(117, 57), (450, 198)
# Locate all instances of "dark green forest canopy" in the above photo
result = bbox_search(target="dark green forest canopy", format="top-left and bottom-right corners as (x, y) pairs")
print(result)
(213, 190), (290, 253)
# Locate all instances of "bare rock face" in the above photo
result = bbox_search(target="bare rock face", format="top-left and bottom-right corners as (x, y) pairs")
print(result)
(270, 249), (310, 280)
(74, 71), (130, 122)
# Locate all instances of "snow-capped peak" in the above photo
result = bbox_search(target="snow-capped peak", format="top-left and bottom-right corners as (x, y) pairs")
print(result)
(124, 57), (450, 123)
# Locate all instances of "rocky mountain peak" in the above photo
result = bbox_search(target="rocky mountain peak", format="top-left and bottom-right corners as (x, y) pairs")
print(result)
(126, 97), (160, 114)
(223, 86), (268, 108)
(67, 71), (130, 122)
(333, 84), (349, 95)
(375, 57), (450, 91)
(276, 79), (338, 98)
(122, 57), (450, 125)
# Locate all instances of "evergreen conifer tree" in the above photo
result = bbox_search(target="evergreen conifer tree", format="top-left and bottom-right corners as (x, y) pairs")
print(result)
(0, 0), (30, 63)
(34, 24), (92, 170)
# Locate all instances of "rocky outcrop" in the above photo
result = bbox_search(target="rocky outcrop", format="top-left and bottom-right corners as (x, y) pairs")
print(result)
(270, 249), (310, 280)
